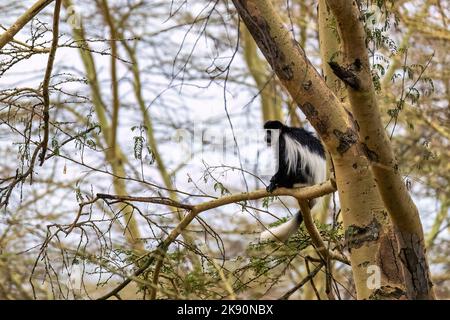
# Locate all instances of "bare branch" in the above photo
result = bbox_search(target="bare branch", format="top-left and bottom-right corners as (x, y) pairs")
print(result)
(278, 262), (324, 300)
(298, 200), (349, 265)
(95, 180), (337, 299)
(39, 0), (62, 166)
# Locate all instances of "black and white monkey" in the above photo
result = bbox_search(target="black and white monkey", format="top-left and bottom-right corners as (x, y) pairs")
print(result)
(261, 120), (327, 242)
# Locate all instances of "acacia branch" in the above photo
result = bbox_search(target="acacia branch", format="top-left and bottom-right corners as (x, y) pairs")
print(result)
(326, 0), (434, 299)
(39, 0), (62, 166)
(68, 180), (336, 234)
(231, 0), (356, 155)
(61, 0), (143, 249)
(278, 262), (324, 300)
(0, 0), (55, 50)
(100, 0), (120, 156)
(298, 200), (349, 265)
(93, 180), (337, 299)
(325, 0), (423, 234)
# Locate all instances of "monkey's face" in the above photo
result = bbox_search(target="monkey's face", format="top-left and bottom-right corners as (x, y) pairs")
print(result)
(265, 129), (280, 147)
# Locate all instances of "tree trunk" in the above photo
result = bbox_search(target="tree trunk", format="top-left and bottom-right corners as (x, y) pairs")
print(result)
(326, 0), (434, 299)
(232, 0), (434, 299)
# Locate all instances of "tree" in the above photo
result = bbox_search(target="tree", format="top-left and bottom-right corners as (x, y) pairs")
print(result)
(232, 0), (435, 299)
(0, 0), (447, 300)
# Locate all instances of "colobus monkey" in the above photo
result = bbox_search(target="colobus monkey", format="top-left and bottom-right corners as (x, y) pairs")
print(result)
(261, 120), (327, 242)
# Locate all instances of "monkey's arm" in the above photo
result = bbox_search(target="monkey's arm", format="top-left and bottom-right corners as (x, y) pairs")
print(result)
(266, 175), (280, 192)
(267, 170), (291, 192)
(266, 130), (296, 192)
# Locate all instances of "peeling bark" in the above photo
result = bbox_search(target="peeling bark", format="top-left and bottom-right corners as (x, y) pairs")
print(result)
(397, 231), (434, 299)
(346, 218), (381, 251)
(328, 60), (361, 90)
(333, 128), (358, 155)
(370, 286), (407, 300)
(326, 0), (434, 298)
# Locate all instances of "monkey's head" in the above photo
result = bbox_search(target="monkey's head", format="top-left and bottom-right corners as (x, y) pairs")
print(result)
(264, 120), (284, 130)
(263, 120), (284, 146)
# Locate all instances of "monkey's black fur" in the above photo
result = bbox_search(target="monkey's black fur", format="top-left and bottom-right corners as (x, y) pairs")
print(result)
(264, 120), (325, 192)
(261, 120), (327, 242)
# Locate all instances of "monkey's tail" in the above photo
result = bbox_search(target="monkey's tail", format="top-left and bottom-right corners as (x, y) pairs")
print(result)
(260, 210), (303, 243)
(259, 197), (324, 243)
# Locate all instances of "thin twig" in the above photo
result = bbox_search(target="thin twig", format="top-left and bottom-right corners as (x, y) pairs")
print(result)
(96, 181), (337, 299)
(278, 262), (324, 300)
(305, 258), (321, 300)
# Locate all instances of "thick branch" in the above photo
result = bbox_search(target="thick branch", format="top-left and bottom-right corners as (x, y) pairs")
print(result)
(94, 181), (336, 299)
(39, 0), (62, 165)
(326, 0), (424, 235)
(70, 180), (336, 231)
(194, 180), (335, 213)
(326, 0), (434, 299)
(231, 0), (355, 155)
(232, 0), (413, 299)
(298, 200), (349, 265)
(96, 193), (194, 210)
(100, 0), (120, 156)
(0, 0), (55, 50)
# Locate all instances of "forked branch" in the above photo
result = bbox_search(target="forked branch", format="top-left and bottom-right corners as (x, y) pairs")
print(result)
(79, 180), (341, 299)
